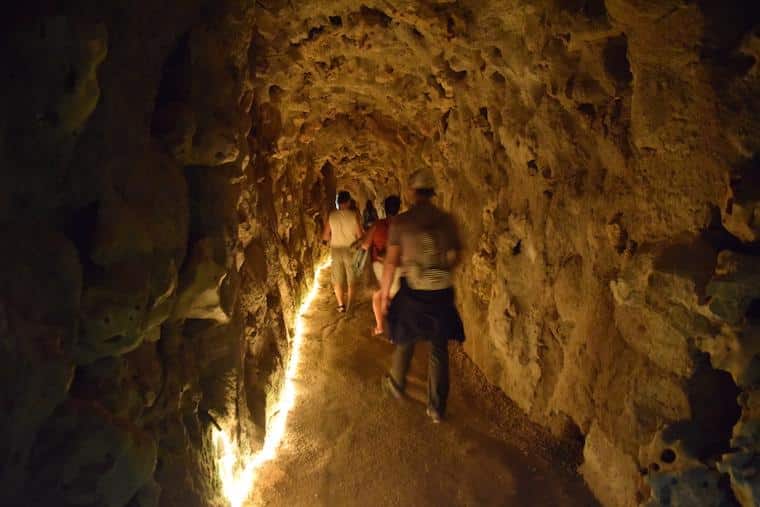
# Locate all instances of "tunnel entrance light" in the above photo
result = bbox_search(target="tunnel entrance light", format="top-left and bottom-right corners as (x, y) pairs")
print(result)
(212, 258), (330, 507)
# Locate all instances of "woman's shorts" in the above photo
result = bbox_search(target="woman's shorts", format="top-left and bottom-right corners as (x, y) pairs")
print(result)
(372, 261), (401, 297)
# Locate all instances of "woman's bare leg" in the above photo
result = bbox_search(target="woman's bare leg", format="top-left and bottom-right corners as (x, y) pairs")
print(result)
(372, 290), (384, 333)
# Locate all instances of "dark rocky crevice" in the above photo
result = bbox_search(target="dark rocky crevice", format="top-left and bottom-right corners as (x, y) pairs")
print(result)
(151, 31), (192, 140)
(603, 34), (633, 88)
(664, 356), (742, 461)
(359, 6), (392, 27)
(62, 200), (100, 272)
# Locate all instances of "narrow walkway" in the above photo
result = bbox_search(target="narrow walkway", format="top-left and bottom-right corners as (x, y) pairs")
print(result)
(254, 268), (598, 506)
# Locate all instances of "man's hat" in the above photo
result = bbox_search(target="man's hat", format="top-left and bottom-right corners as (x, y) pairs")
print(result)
(409, 168), (436, 190)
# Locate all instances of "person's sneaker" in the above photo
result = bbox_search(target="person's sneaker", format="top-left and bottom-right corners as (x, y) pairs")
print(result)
(382, 375), (404, 400)
(426, 406), (443, 424)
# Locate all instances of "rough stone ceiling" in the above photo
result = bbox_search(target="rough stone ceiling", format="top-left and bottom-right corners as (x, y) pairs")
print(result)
(3, 0), (760, 505)
(251, 0), (519, 191)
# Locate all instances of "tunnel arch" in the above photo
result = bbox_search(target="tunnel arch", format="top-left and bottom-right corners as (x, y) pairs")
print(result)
(1, 1), (759, 506)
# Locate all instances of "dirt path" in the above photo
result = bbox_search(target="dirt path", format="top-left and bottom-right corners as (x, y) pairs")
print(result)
(253, 269), (599, 507)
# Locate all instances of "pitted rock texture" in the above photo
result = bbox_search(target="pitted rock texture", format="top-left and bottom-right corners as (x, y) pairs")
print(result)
(2, 1), (760, 506)
(248, 1), (760, 505)
(2, 2), (325, 506)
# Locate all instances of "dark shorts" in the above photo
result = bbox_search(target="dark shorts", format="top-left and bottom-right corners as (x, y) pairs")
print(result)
(386, 278), (466, 345)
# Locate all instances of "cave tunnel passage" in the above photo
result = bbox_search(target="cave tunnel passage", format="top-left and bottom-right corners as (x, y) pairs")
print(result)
(1, 1), (760, 507)
(232, 263), (599, 506)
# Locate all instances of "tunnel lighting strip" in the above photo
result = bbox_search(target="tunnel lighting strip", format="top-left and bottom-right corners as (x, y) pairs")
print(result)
(212, 258), (330, 507)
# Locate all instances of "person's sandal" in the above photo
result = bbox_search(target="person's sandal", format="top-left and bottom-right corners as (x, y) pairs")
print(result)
(337, 304), (346, 313)
(382, 374), (404, 400)
(371, 327), (384, 337)
(426, 406), (443, 424)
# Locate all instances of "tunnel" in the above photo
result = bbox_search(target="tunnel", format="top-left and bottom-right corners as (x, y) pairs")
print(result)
(1, 1), (760, 506)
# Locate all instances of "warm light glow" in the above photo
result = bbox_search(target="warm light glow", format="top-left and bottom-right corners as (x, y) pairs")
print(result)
(212, 259), (329, 507)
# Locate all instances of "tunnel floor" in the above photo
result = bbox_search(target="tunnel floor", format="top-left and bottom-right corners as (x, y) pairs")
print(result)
(253, 267), (600, 506)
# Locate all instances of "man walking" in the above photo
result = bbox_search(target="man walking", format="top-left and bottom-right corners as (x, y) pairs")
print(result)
(323, 190), (362, 313)
(379, 169), (465, 423)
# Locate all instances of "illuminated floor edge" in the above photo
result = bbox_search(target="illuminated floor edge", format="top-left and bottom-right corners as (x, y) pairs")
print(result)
(212, 259), (331, 507)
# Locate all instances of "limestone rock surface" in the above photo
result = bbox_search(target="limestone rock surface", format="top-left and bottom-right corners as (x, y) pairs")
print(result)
(28, 401), (157, 507)
(2, 0), (760, 506)
(1, 1), (323, 505)
(247, 1), (760, 505)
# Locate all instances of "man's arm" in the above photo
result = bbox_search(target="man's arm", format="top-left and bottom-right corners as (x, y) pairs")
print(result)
(321, 217), (331, 243)
(354, 215), (363, 240)
(445, 249), (460, 268)
(445, 214), (463, 268)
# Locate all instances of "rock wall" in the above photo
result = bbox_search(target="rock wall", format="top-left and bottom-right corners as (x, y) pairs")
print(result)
(0, 2), (327, 506)
(3, 1), (760, 506)
(249, 1), (760, 505)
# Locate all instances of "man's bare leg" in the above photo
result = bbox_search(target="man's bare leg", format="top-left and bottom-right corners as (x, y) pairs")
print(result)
(346, 283), (355, 311)
(334, 284), (345, 308)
